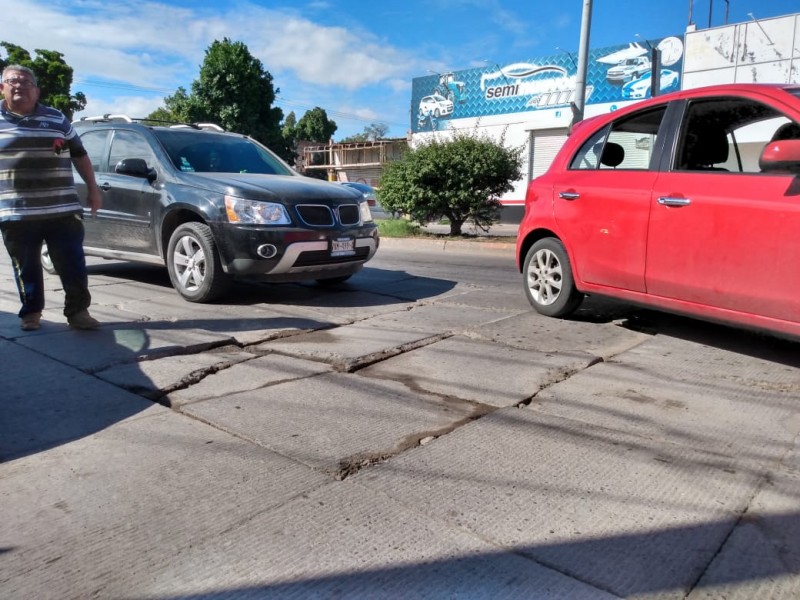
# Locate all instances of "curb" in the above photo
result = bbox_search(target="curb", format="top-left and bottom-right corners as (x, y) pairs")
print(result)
(379, 236), (516, 254)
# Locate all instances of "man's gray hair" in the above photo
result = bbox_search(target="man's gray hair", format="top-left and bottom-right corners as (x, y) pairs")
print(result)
(2, 65), (37, 85)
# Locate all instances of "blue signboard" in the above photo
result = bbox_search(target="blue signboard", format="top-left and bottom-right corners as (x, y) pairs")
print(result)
(411, 36), (685, 133)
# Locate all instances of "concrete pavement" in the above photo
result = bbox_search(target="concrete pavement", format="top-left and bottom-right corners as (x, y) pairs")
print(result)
(1, 240), (799, 599)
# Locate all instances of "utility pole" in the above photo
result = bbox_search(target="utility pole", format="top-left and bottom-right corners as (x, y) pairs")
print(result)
(572, 0), (593, 126)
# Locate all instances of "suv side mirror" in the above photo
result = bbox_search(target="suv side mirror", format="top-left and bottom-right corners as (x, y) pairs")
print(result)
(759, 139), (800, 174)
(115, 158), (157, 182)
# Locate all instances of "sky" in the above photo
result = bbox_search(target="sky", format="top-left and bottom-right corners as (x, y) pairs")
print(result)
(3, 0), (798, 140)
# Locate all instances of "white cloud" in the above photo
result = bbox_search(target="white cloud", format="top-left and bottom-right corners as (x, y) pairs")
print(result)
(0, 0), (428, 137)
(78, 95), (167, 121)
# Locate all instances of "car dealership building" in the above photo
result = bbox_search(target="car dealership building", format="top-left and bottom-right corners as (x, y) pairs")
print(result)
(409, 11), (800, 223)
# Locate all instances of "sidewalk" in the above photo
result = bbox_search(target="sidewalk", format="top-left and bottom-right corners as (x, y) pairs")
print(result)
(2, 246), (799, 599)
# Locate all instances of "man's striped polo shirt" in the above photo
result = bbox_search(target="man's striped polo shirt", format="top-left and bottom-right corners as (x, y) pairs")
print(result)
(0, 101), (87, 222)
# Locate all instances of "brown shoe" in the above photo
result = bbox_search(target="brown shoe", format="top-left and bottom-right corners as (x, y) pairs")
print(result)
(68, 310), (100, 330)
(20, 312), (42, 331)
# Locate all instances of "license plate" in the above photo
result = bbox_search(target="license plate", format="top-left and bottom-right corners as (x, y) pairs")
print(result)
(330, 237), (355, 257)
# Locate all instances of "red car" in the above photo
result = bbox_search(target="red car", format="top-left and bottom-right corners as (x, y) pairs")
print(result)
(516, 83), (800, 339)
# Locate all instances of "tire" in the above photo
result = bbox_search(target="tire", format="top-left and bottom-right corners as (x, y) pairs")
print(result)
(433, 109), (440, 118)
(166, 222), (231, 302)
(41, 243), (57, 275)
(522, 238), (583, 317)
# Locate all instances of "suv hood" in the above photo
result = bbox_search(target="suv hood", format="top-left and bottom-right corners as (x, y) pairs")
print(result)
(176, 172), (362, 203)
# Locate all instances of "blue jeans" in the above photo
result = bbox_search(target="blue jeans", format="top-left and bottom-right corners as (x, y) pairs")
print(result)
(1, 214), (91, 319)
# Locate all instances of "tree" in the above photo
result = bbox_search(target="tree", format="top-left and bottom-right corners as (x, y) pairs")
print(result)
(282, 111), (298, 145)
(340, 122), (389, 143)
(364, 122), (389, 140)
(295, 107), (337, 143)
(0, 42), (86, 118)
(158, 38), (290, 161)
(142, 106), (179, 125)
(280, 111), (298, 165)
(379, 130), (522, 235)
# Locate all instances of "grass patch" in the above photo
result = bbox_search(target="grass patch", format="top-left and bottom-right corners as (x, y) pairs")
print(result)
(377, 218), (516, 244)
(377, 218), (423, 238)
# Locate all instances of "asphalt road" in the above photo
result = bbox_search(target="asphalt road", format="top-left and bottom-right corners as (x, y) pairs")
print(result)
(1, 239), (799, 599)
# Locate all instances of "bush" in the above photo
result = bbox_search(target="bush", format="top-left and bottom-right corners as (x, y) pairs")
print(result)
(379, 129), (522, 235)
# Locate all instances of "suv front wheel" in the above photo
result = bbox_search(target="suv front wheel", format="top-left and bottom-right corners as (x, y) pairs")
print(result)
(166, 222), (231, 302)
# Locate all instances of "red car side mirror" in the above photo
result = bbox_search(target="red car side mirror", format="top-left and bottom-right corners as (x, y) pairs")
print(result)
(759, 139), (800, 174)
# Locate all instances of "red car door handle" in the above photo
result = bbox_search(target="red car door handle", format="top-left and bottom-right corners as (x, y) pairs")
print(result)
(558, 191), (580, 200)
(657, 196), (691, 207)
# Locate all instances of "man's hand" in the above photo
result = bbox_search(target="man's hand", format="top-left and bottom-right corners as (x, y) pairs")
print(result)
(71, 154), (102, 216)
(86, 186), (102, 216)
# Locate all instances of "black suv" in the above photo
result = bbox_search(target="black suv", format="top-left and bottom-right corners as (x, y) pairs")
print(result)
(47, 116), (380, 302)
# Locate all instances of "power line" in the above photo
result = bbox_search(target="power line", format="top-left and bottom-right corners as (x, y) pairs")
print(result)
(73, 78), (174, 95)
(274, 96), (407, 128)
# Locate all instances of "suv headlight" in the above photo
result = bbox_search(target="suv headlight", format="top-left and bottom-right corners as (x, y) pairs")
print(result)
(225, 195), (291, 225)
(359, 200), (374, 223)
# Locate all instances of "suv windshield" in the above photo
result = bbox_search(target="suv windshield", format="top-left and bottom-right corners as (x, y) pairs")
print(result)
(153, 129), (293, 175)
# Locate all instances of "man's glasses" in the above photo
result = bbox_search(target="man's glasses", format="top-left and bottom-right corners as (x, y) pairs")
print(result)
(3, 78), (36, 88)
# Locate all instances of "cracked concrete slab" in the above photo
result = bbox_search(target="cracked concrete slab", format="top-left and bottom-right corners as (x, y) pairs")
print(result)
(0, 339), (162, 461)
(255, 322), (440, 371)
(95, 349), (256, 399)
(181, 371), (478, 478)
(529, 335), (800, 466)
(127, 479), (617, 600)
(361, 334), (597, 407)
(355, 407), (763, 599)
(13, 325), (235, 372)
(362, 302), (515, 336)
(0, 409), (332, 599)
(688, 444), (800, 600)
(166, 353), (335, 407)
(433, 287), (533, 312)
(466, 309), (651, 359)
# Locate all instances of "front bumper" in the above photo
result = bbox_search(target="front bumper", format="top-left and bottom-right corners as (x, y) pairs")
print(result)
(212, 223), (380, 280)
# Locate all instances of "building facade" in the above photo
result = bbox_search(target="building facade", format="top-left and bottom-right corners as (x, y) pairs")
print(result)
(409, 12), (800, 222)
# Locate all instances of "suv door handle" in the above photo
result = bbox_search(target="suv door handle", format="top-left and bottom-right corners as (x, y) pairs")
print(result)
(99, 182), (111, 192)
(657, 196), (691, 207)
(558, 191), (580, 200)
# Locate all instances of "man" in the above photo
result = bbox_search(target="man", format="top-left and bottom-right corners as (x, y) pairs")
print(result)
(0, 65), (102, 330)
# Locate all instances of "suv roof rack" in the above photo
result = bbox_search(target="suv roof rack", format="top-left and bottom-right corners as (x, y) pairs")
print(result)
(75, 114), (134, 123)
(169, 123), (226, 132)
(73, 114), (225, 131)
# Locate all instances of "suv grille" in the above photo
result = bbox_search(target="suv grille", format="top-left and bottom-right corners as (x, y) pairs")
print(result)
(296, 204), (334, 226)
(295, 203), (361, 227)
(337, 205), (360, 226)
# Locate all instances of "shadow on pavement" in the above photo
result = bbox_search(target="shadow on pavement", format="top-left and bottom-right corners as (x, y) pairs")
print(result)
(0, 314), (330, 463)
(127, 510), (800, 598)
(85, 262), (460, 306)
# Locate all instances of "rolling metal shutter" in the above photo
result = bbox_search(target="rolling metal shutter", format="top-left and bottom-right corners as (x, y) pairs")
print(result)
(530, 130), (568, 180)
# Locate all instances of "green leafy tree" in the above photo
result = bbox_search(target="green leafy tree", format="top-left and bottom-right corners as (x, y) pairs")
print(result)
(0, 42), (86, 118)
(379, 130), (522, 235)
(159, 38), (290, 161)
(280, 111), (299, 164)
(282, 111), (298, 145)
(142, 106), (179, 125)
(296, 107), (337, 142)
